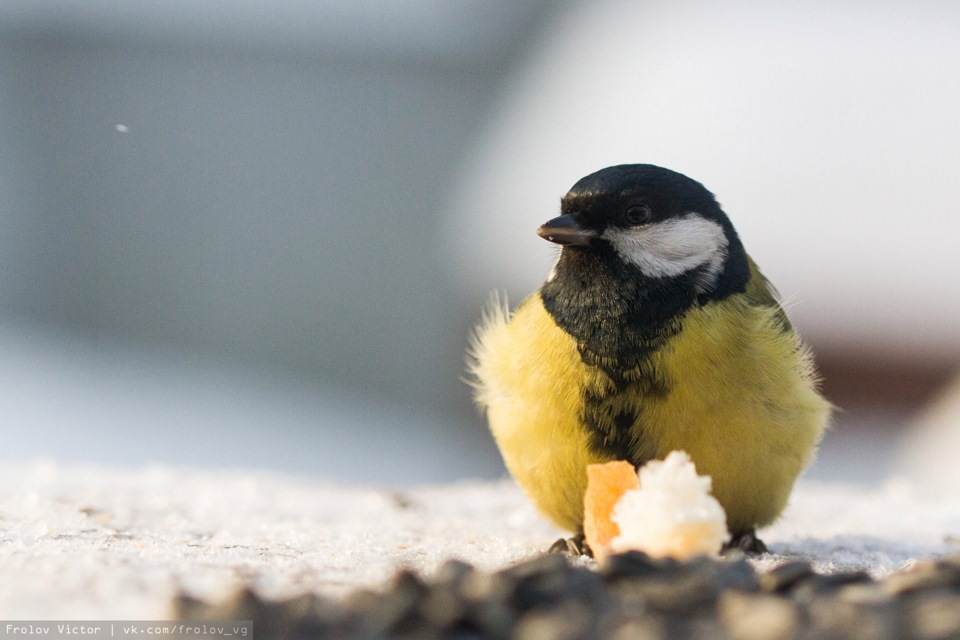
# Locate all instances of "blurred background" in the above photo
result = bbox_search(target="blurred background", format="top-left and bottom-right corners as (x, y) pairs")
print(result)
(1, 0), (958, 486)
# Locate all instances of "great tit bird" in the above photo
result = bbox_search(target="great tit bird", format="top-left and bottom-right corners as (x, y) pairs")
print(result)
(469, 164), (830, 551)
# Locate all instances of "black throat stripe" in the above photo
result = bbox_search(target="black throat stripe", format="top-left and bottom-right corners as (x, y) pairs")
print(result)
(539, 245), (698, 463)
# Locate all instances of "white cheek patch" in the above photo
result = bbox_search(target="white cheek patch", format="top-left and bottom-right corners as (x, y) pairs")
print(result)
(602, 213), (729, 292)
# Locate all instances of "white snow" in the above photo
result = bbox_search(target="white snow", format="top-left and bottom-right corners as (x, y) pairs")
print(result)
(2, 460), (959, 619)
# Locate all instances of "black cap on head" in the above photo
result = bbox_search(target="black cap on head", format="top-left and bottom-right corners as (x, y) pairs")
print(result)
(559, 164), (728, 233)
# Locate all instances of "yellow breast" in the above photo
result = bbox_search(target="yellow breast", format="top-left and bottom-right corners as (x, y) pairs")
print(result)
(470, 292), (830, 534)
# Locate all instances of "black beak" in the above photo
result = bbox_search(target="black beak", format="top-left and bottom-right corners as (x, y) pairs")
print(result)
(536, 214), (596, 246)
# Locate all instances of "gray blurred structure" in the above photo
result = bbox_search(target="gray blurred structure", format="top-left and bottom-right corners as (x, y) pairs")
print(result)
(0, 1), (567, 480)
(2, 1), (957, 486)
(0, 1), (564, 458)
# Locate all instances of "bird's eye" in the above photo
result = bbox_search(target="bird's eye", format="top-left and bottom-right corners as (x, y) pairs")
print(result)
(624, 204), (652, 226)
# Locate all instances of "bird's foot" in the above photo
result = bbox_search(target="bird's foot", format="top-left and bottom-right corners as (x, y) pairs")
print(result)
(723, 529), (768, 556)
(548, 532), (592, 557)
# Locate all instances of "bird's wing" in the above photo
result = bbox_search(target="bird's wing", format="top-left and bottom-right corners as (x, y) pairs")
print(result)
(744, 256), (793, 332)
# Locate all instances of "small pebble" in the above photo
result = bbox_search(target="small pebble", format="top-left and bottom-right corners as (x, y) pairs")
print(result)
(759, 560), (815, 593)
(514, 599), (595, 640)
(718, 591), (799, 640)
(837, 582), (893, 606)
(905, 590), (960, 640)
(883, 560), (960, 595)
(790, 569), (873, 603)
(805, 595), (898, 640)
(601, 550), (673, 581)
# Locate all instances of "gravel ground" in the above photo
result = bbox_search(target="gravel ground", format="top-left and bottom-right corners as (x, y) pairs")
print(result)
(179, 551), (960, 639)
(2, 461), (959, 636)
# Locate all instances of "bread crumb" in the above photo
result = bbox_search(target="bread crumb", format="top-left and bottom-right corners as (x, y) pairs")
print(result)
(583, 461), (640, 561)
(609, 451), (730, 559)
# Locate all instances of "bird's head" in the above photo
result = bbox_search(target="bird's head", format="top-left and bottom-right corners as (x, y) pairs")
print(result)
(539, 164), (748, 298)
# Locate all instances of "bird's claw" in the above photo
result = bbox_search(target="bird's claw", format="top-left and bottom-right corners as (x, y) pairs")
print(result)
(723, 529), (768, 556)
(548, 533), (592, 557)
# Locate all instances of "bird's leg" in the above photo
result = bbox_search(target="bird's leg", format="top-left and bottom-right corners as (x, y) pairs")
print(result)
(723, 529), (768, 555)
(548, 532), (592, 557)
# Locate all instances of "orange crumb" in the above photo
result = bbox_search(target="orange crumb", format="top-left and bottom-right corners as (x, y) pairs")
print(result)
(583, 460), (639, 560)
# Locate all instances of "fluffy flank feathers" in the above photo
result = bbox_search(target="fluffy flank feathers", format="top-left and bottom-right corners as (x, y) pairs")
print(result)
(465, 291), (511, 412)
